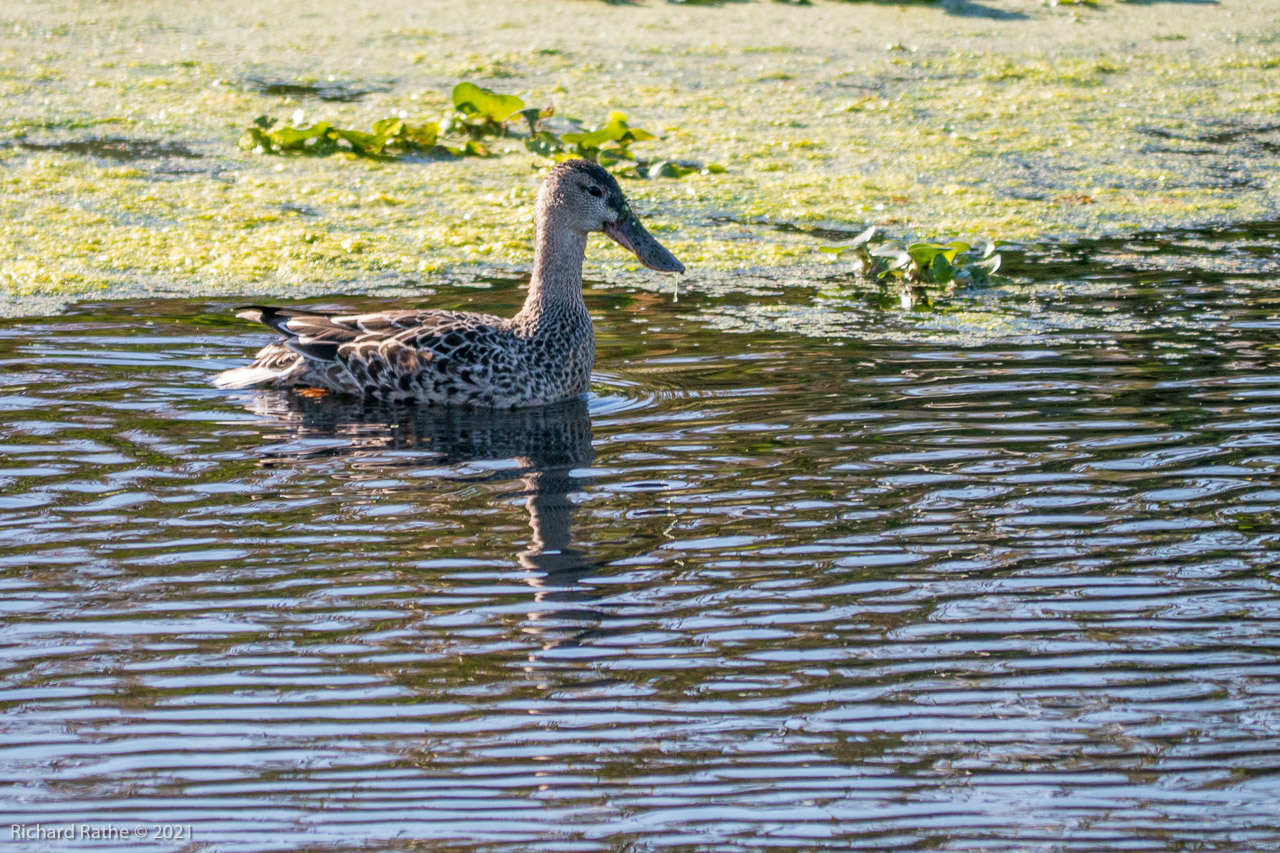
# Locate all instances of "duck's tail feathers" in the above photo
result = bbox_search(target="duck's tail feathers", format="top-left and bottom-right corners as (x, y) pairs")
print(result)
(284, 337), (341, 362)
(234, 305), (350, 363)
(234, 305), (334, 335)
(212, 365), (289, 389)
(218, 305), (354, 389)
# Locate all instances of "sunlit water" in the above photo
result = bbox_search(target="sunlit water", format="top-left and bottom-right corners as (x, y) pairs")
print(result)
(3, 230), (1280, 851)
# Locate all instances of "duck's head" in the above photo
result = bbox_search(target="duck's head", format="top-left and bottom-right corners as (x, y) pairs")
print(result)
(536, 159), (685, 274)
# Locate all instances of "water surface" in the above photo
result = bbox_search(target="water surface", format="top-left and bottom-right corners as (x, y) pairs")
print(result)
(3, 240), (1280, 850)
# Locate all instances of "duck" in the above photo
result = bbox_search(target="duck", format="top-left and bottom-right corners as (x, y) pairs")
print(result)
(213, 159), (685, 407)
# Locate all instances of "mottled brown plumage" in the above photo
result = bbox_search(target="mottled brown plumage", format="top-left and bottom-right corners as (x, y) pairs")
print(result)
(215, 160), (684, 407)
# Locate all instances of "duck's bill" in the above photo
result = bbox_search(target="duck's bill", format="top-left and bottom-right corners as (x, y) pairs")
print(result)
(604, 216), (685, 273)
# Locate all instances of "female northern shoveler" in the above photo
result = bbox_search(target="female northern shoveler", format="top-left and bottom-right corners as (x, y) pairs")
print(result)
(214, 159), (684, 407)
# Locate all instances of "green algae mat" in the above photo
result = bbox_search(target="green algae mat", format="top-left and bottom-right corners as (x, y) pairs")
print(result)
(2, 0), (1278, 316)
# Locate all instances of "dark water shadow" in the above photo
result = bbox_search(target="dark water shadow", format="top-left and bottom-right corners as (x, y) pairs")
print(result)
(244, 77), (394, 102)
(824, 0), (1030, 19)
(12, 137), (234, 181)
(1140, 122), (1280, 145)
(1139, 121), (1280, 158)
(936, 0), (1030, 20)
(16, 137), (202, 161)
(241, 393), (599, 587)
(999, 218), (1280, 281)
(657, 0), (1028, 17)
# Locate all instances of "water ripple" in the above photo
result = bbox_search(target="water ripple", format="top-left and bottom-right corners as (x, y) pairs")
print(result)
(2, 272), (1280, 850)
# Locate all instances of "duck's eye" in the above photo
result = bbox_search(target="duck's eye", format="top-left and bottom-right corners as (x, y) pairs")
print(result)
(586, 185), (604, 198)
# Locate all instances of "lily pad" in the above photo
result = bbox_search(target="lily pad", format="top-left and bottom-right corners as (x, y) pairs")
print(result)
(561, 111), (657, 150)
(238, 115), (448, 158)
(451, 82), (524, 124)
(821, 230), (1008, 292)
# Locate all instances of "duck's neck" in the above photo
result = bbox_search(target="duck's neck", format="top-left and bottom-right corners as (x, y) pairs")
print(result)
(514, 218), (589, 329)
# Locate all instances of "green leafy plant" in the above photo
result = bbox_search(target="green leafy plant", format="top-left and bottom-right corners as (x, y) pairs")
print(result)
(557, 111), (656, 164)
(520, 106), (562, 158)
(237, 115), (487, 158)
(821, 226), (1003, 286)
(523, 108), (723, 178)
(237, 81), (527, 159)
(238, 80), (721, 177)
(445, 81), (526, 139)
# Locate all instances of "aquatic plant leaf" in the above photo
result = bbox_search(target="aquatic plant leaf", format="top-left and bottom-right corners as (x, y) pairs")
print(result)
(452, 82), (524, 123)
(595, 147), (635, 168)
(519, 106), (554, 134)
(907, 243), (944, 267)
(870, 241), (906, 259)
(560, 127), (610, 148)
(440, 139), (490, 157)
(645, 159), (700, 179)
(884, 252), (911, 270)
(403, 121), (439, 148)
(823, 227), (1008, 295)
(239, 114), (444, 158)
(238, 127), (271, 151)
(972, 254), (1001, 276)
(514, 104), (691, 177)
(279, 125), (326, 149)
(331, 127), (379, 153)
(240, 84), (681, 171)
(930, 251), (954, 283)
(262, 120), (335, 151)
(607, 110), (656, 141)
(820, 226), (877, 256)
(562, 112), (657, 149)
(525, 130), (563, 157)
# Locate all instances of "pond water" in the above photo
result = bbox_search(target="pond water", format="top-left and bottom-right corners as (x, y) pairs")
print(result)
(3, 229), (1280, 850)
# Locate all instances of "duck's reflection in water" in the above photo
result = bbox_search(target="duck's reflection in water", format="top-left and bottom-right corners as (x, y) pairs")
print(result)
(241, 393), (604, 647)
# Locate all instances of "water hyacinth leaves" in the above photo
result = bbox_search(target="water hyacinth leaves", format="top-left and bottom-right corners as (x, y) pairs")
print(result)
(525, 109), (656, 168)
(452, 82), (525, 124)
(370, 118), (438, 151)
(519, 106), (562, 157)
(448, 82), (526, 138)
(237, 115), (466, 158)
(818, 225), (878, 277)
(822, 227), (1004, 286)
(238, 116), (331, 155)
(525, 109), (723, 178)
(238, 80), (718, 177)
(559, 111), (656, 154)
(646, 160), (715, 179)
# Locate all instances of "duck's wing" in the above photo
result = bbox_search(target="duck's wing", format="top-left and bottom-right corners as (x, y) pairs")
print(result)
(227, 305), (517, 399)
(234, 305), (506, 360)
